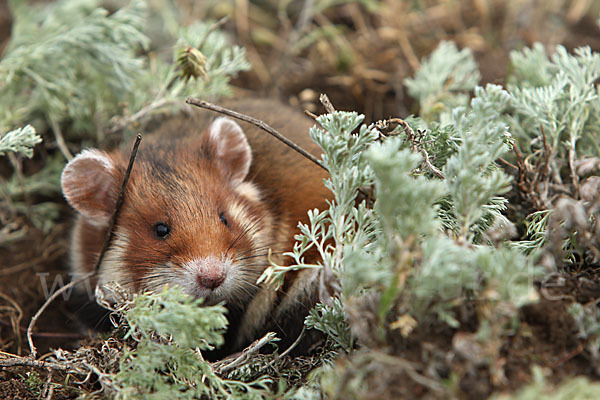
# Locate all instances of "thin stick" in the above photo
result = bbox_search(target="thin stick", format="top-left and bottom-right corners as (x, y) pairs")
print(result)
(390, 118), (445, 179)
(214, 331), (278, 374)
(0, 355), (76, 372)
(185, 98), (326, 171)
(264, 326), (307, 371)
(197, 16), (229, 50)
(93, 134), (142, 273)
(49, 116), (73, 161)
(42, 368), (54, 400)
(304, 110), (318, 120)
(319, 93), (336, 114)
(0, 291), (23, 355)
(27, 273), (93, 359)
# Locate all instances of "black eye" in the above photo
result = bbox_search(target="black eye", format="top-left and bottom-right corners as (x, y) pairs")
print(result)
(154, 222), (171, 238)
(219, 212), (229, 227)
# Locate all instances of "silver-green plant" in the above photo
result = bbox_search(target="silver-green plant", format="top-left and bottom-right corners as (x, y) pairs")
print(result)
(0, 125), (41, 158)
(114, 286), (273, 399)
(404, 41), (480, 122)
(265, 42), (545, 398)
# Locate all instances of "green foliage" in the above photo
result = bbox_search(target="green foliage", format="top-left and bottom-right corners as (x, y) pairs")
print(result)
(508, 45), (600, 159)
(1, 0), (149, 134)
(444, 84), (513, 238)
(0, 125), (41, 157)
(512, 210), (551, 254)
(259, 111), (379, 290)
(405, 41), (480, 122)
(175, 23), (250, 98)
(305, 298), (353, 352)
(115, 287), (272, 399)
(263, 40), (549, 397)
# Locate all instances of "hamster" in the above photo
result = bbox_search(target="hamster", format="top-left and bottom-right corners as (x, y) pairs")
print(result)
(61, 99), (332, 358)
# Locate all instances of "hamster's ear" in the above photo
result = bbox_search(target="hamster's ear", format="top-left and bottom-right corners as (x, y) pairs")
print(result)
(207, 117), (252, 186)
(61, 149), (120, 225)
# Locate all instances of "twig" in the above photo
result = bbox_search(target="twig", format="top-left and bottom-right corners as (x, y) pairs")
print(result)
(319, 93), (336, 114)
(497, 157), (518, 170)
(419, 146), (444, 179)
(569, 139), (580, 199)
(304, 109), (318, 120)
(369, 351), (445, 393)
(264, 326), (307, 371)
(27, 273), (94, 359)
(42, 368), (54, 400)
(107, 99), (175, 136)
(0, 291), (23, 355)
(550, 339), (587, 368)
(0, 354), (77, 372)
(529, 125), (552, 209)
(214, 331), (278, 374)
(390, 118), (445, 179)
(94, 134), (142, 273)
(185, 97), (325, 171)
(0, 241), (64, 276)
(197, 16), (229, 51)
(49, 116), (73, 161)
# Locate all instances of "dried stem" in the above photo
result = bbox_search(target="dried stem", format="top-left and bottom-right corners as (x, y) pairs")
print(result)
(197, 15), (229, 50)
(265, 326), (307, 370)
(214, 331), (278, 374)
(49, 116), (73, 161)
(27, 273), (93, 359)
(0, 355), (76, 372)
(390, 118), (445, 179)
(94, 134), (142, 273)
(319, 93), (336, 114)
(569, 138), (580, 199)
(0, 291), (23, 355)
(185, 97), (326, 171)
(107, 99), (175, 136)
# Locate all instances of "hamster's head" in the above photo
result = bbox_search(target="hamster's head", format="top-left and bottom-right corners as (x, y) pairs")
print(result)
(62, 117), (276, 307)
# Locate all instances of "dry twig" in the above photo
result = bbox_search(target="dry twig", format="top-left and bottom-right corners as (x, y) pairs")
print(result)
(264, 326), (307, 371)
(27, 273), (93, 359)
(0, 291), (23, 355)
(94, 134), (142, 273)
(214, 331), (278, 374)
(186, 97), (325, 171)
(49, 116), (73, 161)
(385, 118), (445, 179)
(319, 93), (336, 114)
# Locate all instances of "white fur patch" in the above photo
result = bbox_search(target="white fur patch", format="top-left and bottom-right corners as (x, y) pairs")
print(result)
(235, 182), (262, 202)
(209, 117), (245, 153)
(97, 227), (131, 290)
(76, 149), (114, 171)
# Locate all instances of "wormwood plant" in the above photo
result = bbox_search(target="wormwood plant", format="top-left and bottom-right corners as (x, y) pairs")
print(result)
(111, 287), (272, 399)
(0, 126), (41, 158)
(261, 44), (544, 398)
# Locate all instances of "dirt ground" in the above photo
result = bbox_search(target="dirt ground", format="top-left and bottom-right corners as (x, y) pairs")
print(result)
(2, 0), (600, 398)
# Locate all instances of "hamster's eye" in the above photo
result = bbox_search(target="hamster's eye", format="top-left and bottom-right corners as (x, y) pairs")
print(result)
(153, 222), (171, 239)
(219, 212), (229, 227)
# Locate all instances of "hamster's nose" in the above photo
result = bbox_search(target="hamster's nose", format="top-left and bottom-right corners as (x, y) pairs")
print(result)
(197, 273), (225, 290)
